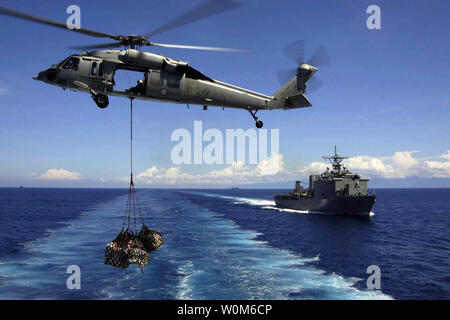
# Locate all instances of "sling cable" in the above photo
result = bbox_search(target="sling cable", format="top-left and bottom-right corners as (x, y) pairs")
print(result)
(104, 98), (163, 270)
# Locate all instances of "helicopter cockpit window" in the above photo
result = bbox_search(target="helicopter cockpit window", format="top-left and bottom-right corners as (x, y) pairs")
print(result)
(62, 57), (79, 70)
(57, 58), (68, 67)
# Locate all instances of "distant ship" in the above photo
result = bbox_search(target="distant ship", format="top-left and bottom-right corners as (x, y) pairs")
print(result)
(231, 187), (240, 190)
(274, 147), (376, 216)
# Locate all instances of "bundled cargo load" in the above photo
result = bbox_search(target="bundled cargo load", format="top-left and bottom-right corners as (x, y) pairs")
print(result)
(139, 225), (163, 252)
(105, 241), (130, 269)
(105, 98), (163, 270)
(105, 229), (150, 269)
(104, 179), (164, 270)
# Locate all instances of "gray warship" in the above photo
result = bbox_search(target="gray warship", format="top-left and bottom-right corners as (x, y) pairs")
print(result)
(275, 147), (376, 215)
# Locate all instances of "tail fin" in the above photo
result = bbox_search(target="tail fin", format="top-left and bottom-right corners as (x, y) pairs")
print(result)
(273, 76), (311, 109)
(273, 64), (317, 109)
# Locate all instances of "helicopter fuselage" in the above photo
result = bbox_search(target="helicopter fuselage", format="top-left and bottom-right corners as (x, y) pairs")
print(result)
(34, 49), (313, 117)
(34, 49), (316, 128)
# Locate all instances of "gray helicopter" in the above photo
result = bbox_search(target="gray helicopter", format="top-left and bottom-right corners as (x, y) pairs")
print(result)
(0, 1), (328, 128)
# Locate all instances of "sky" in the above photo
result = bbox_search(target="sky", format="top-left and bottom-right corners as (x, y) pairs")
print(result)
(0, 0), (449, 188)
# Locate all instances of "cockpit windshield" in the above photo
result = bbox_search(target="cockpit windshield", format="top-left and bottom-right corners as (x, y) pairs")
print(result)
(61, 57), (80, 70)
(57, 58), (67, 67)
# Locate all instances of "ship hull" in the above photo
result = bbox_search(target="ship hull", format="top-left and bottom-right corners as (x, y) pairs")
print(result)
(274, 195), (376, 216)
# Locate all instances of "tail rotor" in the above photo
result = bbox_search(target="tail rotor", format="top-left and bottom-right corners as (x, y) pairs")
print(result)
(277, 40), (329, 94)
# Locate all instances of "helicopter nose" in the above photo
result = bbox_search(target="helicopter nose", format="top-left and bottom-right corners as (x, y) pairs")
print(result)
(34, 68), (57, 82)
(33, 71), (44, 81)
(33, 70), (47, 81)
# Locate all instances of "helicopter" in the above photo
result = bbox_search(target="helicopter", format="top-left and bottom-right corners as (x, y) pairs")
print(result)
(0, 1), (328, 128)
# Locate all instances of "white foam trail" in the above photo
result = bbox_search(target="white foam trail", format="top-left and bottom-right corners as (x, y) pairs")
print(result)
(262, 205), (309, 214)
(193, 192), (310, 214)
(302, 254), (321, 263)
(176, 261), (197, 300)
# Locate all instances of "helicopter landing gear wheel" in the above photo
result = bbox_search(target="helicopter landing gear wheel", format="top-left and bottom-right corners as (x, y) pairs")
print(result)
(248, 109), (263, 128)
(93, 93), (109, 109)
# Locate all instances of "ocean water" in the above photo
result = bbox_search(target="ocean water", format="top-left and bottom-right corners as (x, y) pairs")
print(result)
(0, 188), (448, 299)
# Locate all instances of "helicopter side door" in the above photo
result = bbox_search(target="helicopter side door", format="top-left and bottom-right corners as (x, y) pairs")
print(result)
(146, 69), (183, 100)
(146, 70), (161, 97)
(83, 58), (107, 91)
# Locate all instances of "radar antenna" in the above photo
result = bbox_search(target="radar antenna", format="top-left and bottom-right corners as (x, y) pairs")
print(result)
(322, 146), (348, 174)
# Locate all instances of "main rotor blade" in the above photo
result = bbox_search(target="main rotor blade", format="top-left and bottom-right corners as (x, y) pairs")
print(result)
(146, 0), (241, 38)
(149, 42), (248, 52)
(283, 40), (305, 65)
(0, 6), (119, 39)
(70, 42), (122, 50)
(309, 45), (330, 67)
(276, 68), (297, 85)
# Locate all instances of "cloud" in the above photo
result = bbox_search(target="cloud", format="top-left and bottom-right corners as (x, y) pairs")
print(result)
(257, 153), (284, 176)
(118, 150), (450, 187)
(35, 168), (81, 181)
(297, 150), (450, 179)
(421, 151), (450, 178)
(132, 153), (286, 186)
(0, 86), (7, 95)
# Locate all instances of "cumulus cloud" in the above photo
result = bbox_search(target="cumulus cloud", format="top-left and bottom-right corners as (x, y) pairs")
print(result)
(297, 150), (450, 179)
(118, 150), (450, 187)
(35, 168), (81, 181)
(131, 153), (286, 186)
(421, 151), (450, 178)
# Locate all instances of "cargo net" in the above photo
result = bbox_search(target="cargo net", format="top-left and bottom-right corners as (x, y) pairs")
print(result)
(105, 98), (163, 270)
(104, 177), (163, 270)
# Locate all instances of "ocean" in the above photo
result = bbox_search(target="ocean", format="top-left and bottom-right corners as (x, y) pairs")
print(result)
(0, 188), (448, 299)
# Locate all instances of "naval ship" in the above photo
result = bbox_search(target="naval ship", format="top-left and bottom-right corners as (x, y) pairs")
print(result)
(275, 147), (376, 215)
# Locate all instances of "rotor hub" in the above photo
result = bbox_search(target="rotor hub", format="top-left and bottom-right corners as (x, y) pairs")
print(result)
(117, 35), (149, 48)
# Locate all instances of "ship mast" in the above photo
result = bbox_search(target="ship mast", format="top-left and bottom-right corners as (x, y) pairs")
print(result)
(322, 146), (348, 174)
